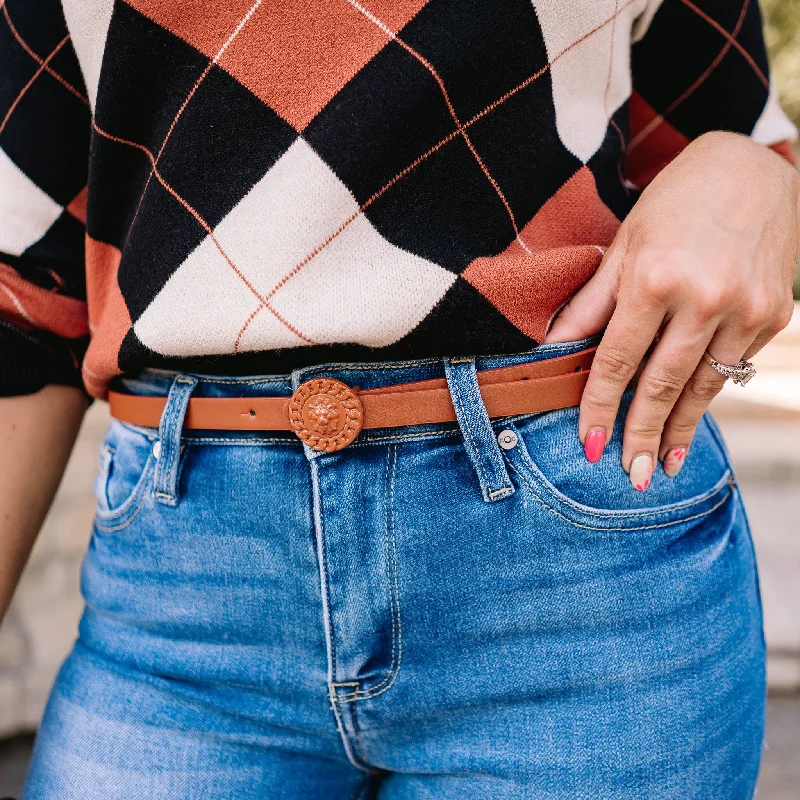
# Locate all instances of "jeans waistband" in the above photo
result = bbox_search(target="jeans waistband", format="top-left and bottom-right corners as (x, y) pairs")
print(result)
(120, 336), (600, 399)
(120, 336), (599, 506)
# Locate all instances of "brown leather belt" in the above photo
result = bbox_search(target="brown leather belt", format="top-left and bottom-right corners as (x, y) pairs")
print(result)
(108, 347), (596, 453)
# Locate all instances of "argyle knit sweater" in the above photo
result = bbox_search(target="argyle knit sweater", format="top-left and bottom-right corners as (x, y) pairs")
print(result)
(1, 0), (796, 399)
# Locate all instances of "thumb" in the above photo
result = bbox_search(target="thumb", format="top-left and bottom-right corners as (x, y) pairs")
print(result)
(543, 241), (625, 343)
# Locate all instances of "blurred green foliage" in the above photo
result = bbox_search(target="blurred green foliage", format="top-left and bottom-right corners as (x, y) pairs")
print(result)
(761, 0), (800, 297)
(762, 0), (800, 130)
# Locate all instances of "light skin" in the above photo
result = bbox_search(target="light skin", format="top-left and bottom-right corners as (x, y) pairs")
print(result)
(0, 386), (87, 621)
(545, 131), (800, 490)
(0, 133), (798, 623)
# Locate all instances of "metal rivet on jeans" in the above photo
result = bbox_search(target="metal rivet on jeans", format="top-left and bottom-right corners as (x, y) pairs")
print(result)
(497, 429), (518, 450)
(152, 440), (161, 459)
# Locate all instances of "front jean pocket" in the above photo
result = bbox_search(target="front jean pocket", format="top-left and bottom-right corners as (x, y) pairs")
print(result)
(93, 421), (158, 531)
(502, 393), (736, 531)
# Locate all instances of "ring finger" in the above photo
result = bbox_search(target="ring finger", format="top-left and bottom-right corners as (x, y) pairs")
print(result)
(659, 327), (761, 476)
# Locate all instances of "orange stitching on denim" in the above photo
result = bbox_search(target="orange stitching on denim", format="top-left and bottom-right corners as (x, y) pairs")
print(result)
(509, 425), (733, 520)
(380, 445), (398, 693)
(329, 685), (378, 773)
(94, 446), (158, 527)
(94, 502), (145, 532)
(448, 363), (494, 492)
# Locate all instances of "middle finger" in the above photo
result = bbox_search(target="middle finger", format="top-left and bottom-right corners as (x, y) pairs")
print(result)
(621, 317), (716, 490)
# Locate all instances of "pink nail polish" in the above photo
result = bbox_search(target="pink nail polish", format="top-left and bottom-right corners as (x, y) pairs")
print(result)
(630, 453), (653, 491)
(584, 428), (606, 463)
(663, 447), (687, 477)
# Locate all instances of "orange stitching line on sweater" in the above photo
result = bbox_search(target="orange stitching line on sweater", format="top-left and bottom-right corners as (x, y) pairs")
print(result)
(0, 1), (88, 105)
(234, 0), (638, 341)
(603, 0), (620, 117)
(232, 0), (640, 341)
(629, 0), (753, 154)
(347, 0), (530, 254)
(233, 0), (542, 359)
(91, 120), (316, 346)
(233, 304), (262, 352)
(260, 0), (640, 314)
(602, 0), (629, 194)
(124, 0), (265, 250)
(680, 0), (768, 89)
(231, 126), (462, 343)
(0, 34), (69, 135)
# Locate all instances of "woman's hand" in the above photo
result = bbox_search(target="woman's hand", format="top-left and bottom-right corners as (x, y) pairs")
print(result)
(545, 131), (800, 490)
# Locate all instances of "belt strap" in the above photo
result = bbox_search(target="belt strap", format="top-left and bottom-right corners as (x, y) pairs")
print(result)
(108, 347), (596, 434)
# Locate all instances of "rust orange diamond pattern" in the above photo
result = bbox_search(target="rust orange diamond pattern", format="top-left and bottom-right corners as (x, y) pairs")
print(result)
(125, 0), (431, 131)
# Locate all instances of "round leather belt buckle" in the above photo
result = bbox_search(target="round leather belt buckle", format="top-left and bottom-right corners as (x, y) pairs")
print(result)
(288, 378), (363, 452)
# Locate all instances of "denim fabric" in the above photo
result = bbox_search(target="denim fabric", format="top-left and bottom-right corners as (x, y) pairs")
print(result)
(23, 338), (766, 799)
(444, 358), (513, 502)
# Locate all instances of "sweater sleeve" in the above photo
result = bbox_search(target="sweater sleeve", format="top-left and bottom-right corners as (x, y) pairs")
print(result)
(627, 0), (798, 189)
(0, 0), (92, 396)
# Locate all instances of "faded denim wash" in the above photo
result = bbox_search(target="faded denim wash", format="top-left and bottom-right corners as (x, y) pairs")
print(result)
(23, 337), (766, 799)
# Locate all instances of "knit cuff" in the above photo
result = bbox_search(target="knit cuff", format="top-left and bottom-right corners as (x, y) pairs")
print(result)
(0, 320), (87, 397)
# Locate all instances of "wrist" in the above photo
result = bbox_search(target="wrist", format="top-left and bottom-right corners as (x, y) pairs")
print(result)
(689, 130), (798, 181)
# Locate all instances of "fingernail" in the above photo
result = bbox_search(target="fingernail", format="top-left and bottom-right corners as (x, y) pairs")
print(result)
(663, 446), (688, 477)
(630, 453), (653, 491)
(584, 428), (606, 464)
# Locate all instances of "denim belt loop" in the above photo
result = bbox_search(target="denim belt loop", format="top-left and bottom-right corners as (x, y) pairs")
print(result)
(153, 374), (198, 507)
(444, 358), (514, 503)
(290, 368), (325, 463)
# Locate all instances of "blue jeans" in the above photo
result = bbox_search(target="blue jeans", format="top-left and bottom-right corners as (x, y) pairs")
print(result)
(24, 338), (765, 799)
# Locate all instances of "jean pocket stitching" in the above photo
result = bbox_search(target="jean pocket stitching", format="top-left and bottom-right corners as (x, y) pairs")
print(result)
(94, 444), (115, 512)
(506, 460), (735, 532)
(93, 498), (149, 533)
(509, 422), (732, 520)
(94, 449), (156, 529)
